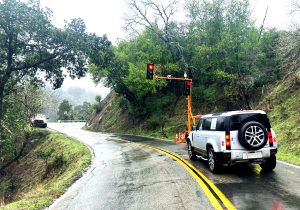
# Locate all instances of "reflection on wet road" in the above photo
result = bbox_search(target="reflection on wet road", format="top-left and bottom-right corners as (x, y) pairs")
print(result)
(117, 134), (300, 210)
(47, 123), (213, 210)
(47, 123), (300, 210)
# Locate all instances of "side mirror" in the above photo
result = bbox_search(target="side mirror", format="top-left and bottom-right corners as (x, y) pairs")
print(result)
(192, 126), (196, 131)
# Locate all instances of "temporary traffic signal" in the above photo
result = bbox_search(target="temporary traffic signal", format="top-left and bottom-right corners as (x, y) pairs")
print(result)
(184, 81), (192, 95)
(146, 63), (155, 80)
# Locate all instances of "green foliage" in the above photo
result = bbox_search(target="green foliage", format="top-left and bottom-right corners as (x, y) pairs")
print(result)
(0, 180), (15, 205)
(36, 147), (66, 178)
(72, 102), (93, 120)
(37, 149), (66, 177)
(118, 96), (128, 109)
(147, 115), (160, 128)
(0, 0), (113, 126)
(0, 130), (92, 209)
(88, 0), (298, 164)
(88, 0), (284, 116)
(8, 82), (46, 121)
(92, 104), (102, 114)
(262, 81), (300, 165)
(51, 153), (66, 169)
(92, 95), (103, 114)
(123, 62), (166, 99)
(36, 148), (55, 169)
(0, 94), (28, 170)
(89, 0), (298, 154)
(0, 0), (111, 90)
(56, 100), (94, 120)
(185, 0), (263, 108)
(95, 95), (102, 103)
(57, 100), (73, 120)
(0, 0), (109, 176)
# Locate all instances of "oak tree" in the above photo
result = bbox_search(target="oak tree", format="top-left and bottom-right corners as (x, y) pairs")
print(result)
(0, 0), (112, 124)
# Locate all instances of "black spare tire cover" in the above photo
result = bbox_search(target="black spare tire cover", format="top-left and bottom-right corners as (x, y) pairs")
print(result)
(238, 121), (268, 150)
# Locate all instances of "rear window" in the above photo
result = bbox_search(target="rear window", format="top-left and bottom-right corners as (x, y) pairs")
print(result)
(230, 113), (271, 130)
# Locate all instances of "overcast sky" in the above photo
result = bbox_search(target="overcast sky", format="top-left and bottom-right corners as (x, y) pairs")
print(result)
(40, 0), (293, 43)
(39, 0), (294, 98)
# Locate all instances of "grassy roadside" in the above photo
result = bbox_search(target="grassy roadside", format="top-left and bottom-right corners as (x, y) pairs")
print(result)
(262, 81), (300, 165)
(0, 129), (92, 210)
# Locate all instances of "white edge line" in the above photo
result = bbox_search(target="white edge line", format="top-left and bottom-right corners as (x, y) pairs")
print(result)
(277, 160), (300, 169)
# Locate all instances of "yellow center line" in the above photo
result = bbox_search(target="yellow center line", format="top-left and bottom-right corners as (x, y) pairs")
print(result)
(111, 137), (236, 210)
(155, 147), (236, 210)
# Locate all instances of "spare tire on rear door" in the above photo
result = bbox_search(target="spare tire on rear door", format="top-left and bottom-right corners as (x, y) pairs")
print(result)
(238, 121), (268, 150)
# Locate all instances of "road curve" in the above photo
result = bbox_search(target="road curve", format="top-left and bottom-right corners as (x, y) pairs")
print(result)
(47, 123), (300, 210)
(47, 123), (214, 210)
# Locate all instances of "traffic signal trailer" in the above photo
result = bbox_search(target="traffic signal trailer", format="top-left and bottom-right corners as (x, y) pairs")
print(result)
(153, 75), (195, 135)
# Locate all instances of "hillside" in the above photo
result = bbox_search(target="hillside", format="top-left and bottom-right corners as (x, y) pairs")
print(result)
(86, 91), (187, 140)
(0, 130), (91, 210)
(257, 77), (300, 164)
(86, 77), (300, 165)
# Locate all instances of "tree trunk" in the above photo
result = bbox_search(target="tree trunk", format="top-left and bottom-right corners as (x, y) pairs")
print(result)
(0, 87), (4, 128)
(244, 93), (251, 110)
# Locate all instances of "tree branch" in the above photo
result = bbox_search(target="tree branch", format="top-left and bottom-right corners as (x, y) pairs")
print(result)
(258, 6), (268, 42)
(12, 53), (59, 71)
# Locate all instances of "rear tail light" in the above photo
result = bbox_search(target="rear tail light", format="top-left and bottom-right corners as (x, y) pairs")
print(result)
(225, 132), (231, 150)
(223, 154), (231, 158)
(268, 131), (274, 147)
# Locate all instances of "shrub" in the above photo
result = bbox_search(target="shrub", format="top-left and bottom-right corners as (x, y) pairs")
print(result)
(93, 103), (102, 114)
(147, 115), (160, 129)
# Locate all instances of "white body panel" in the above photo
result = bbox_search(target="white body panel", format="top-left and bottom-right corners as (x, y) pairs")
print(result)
(189, 125), (277, 163)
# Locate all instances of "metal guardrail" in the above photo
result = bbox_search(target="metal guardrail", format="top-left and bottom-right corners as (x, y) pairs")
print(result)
(57, 120), (87, 123)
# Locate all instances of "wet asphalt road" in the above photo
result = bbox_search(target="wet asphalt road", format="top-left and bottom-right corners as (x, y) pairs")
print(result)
(47, 123), (300, 210)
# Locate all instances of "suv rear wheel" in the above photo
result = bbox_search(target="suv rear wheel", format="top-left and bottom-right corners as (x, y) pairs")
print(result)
(187, 141), (197, 160)
(238, 121), (268, 150)
(207, 148), (221, 173)
(260, 155), (276, 171)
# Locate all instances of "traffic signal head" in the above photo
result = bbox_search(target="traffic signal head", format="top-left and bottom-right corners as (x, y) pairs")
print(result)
(184, 81), (192, 95)
(146, 63), (155, 80)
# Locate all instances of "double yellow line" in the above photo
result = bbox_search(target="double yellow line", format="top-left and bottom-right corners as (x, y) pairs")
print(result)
(112, 137), (236, 210)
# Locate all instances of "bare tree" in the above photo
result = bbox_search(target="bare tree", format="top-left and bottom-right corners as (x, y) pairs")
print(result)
(288, 0), (300, 29)
(276, 0), (300, 83)
(258, 6), (268, 41)
(124, 0), (187, 65)
(125, 0), (178, 34)
(290, 0), (300, 14)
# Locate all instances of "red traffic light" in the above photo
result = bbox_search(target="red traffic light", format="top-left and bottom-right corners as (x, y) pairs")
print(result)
(146, 63), (155, 80)
(184, 81), (191, 95)
(148, 63), (154, 71)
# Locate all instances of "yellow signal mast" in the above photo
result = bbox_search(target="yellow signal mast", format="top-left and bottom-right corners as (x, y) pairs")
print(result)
(153, 75), (194, 134)
(147, 63), (199, 136)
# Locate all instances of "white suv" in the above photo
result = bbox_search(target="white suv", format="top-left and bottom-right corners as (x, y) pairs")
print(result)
(31, 114), (47, 128)
(187, 110), (277, 173)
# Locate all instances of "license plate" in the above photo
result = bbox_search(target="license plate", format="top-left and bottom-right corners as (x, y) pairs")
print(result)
(247, 153), (257, 159)
(243, 152), (262, 159)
